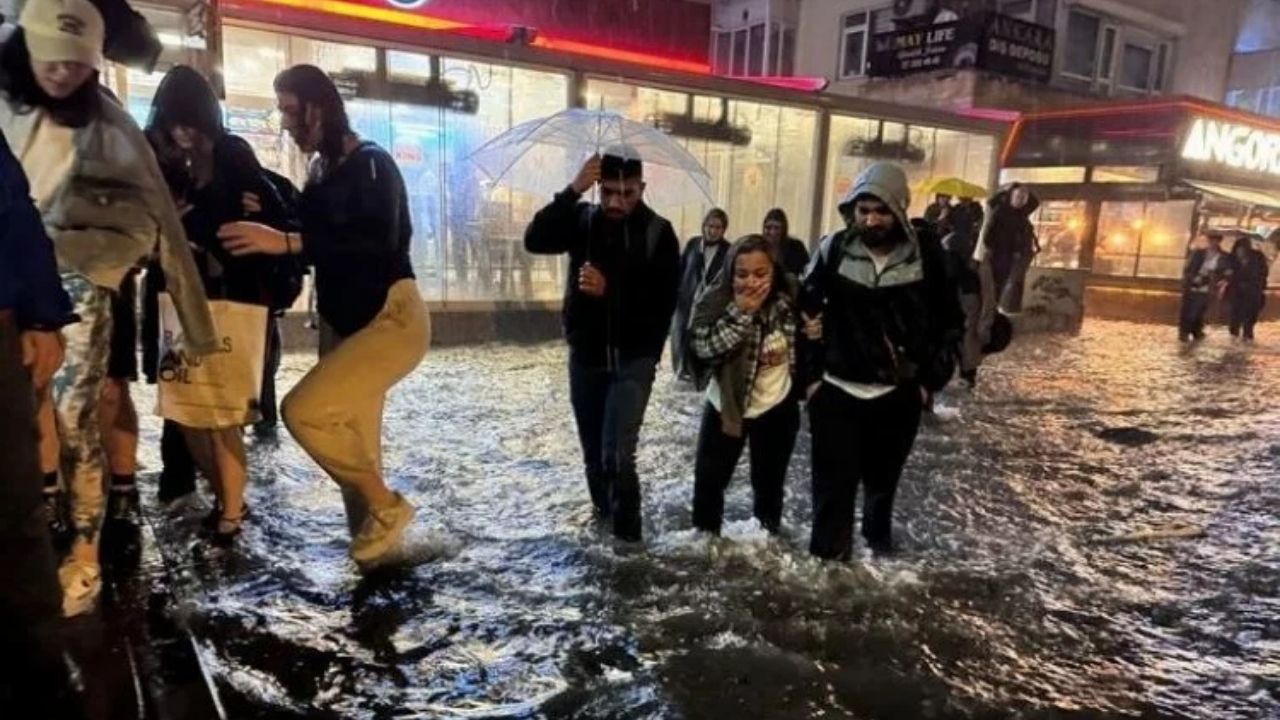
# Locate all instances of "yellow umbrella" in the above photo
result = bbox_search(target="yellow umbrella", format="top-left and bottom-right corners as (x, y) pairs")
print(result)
(916, 177), (989, 199)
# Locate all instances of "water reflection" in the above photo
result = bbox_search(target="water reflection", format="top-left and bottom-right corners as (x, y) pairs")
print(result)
(136, 320), (1280, 719)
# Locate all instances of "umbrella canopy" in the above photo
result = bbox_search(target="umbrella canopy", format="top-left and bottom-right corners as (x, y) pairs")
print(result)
(466, 108), (714, 208)
(916, 177), (989, 200)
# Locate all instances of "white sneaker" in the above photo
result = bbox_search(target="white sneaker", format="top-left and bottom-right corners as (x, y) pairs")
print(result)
(350, 493), (415, 567)
(59, 558), (102, 618)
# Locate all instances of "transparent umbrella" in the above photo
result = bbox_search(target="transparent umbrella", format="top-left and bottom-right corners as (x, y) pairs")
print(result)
(465, 108), (714, 208)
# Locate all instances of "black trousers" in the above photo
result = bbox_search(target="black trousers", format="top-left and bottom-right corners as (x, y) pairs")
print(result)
(157, 419), (196, 503)
(0, 320), (81, 714)
(1179, 291), (1211, 339)
(258, 313), (282, 428)
(1229, 293), (1263, 340)
(568, 353), (657, 541)
(693, 398), (800, 534)
(808, 383), (922, 560)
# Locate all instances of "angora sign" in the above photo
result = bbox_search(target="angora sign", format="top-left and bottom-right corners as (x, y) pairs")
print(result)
(1181, 117), (1280, 176)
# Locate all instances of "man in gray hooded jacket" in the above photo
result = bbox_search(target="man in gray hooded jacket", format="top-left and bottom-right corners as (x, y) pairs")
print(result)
(799, 162), (962, 560)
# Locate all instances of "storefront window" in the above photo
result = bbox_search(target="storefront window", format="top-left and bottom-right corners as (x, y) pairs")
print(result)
(825, 115), (995, 233)
(583, 78), (819, 243)
(439, 58), (569, 301)
(1094, 201), (1144, 276)
(1135, 201), (1195, 278)
(1000, 166), (1087, 184)
(216, 26), (571, 302)
(1092, 166), (1159, 183)
(1094, 200), (1194, 278)
(1032, 200), (1087, 269)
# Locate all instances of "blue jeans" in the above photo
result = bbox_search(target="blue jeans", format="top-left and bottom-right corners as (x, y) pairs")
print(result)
(568, 353), (657, 541)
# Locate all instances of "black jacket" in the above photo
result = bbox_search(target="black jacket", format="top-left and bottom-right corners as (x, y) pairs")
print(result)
(1227, 249), (1269, 302)
(1183, 249), (1229, 293)
(948, 200), (984, 255)
(981, 189), (1039, 265)
(800, 224), (963, 393)
(525, 187), (681, 367)
(776, 237), (812, 280)
(181, 135), (292, 305)
(671, 235), (730, 379)
(301, 142), (415, 338)
(142, 134), (296, 381)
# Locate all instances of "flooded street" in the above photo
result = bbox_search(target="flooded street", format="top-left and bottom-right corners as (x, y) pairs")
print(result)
(132, 319), (1280, 719)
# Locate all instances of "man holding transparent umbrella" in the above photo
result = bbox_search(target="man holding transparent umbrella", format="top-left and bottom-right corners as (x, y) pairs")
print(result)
(525, 147), (681, 543)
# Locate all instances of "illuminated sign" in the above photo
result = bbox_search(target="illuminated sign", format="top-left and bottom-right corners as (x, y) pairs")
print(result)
(1181, 117), (1280, 176)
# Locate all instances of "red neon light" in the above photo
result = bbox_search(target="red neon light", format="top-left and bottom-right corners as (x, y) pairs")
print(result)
(1000, 118), (1024, 166)
(239, 0), (713, 75)
(1019, 98), (1280, 133)
(529, 36), (710, 74)
(1002, 97), (1280, 165)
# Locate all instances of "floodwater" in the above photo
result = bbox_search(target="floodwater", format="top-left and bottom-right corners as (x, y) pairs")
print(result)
(133, 319), (1280, 719)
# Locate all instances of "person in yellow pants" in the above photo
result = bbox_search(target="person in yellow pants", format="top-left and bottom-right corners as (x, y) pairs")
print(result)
(219, 64), (430, 569)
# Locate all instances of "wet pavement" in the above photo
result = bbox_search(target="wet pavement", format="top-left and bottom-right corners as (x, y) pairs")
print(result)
(123, 319), (1279, 719)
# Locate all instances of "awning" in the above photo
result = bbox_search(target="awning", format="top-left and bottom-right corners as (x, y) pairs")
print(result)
(1182, 179), (1280, 209)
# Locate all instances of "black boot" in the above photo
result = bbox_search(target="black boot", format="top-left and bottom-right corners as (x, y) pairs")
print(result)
(610, 470), (642, 543)
(42, 486), (70, 549)
(585, 470), (612, 520)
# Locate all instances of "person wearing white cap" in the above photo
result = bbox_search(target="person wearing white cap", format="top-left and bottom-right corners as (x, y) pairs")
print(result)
(0, 0), (216, 617)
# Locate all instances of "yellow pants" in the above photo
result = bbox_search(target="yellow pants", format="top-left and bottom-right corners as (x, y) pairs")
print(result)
(282, 280), (430, 526)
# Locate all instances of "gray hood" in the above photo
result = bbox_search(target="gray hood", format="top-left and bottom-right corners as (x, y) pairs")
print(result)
(835, 161), (919, 247)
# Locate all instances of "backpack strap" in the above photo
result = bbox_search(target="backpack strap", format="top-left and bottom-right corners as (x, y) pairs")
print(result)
(645, 214), (667, 262)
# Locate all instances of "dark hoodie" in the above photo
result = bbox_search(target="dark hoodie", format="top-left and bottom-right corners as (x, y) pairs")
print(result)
(144, 65), (291, 306)
(800, 162), (962, 393)
(525, 186), (681, 368)
(979, 184), (1040, 270)
(1227, 240), (1269, 308)
(763, 210), (812, 279)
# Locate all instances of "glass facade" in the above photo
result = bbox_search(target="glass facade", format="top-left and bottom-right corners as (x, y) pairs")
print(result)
(824, 115), (995, 235)
(1031, 200), (1088, 269)
(109, 20), (1002, 304)
(582, 78), (820, 243)
(1093, 200), (1195, 279)
(217, 28), (573, 302)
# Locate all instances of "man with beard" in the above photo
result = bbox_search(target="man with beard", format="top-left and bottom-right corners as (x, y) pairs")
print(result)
(525, 148), (680, 543)
(799, 162), (963, 559)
